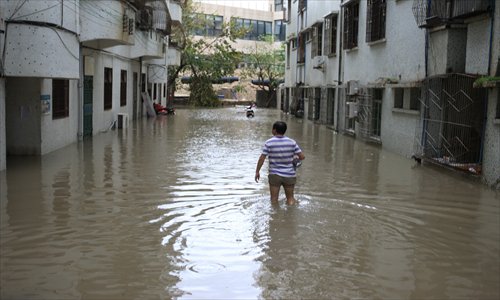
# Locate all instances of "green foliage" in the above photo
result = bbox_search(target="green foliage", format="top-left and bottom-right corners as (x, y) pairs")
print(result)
(240, 36), (285, 106)
(473, 76), (500, 88)
(188, 75), (220, 107)
(167, 0), (245, 107)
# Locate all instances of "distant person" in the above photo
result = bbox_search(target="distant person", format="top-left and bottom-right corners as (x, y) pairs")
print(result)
(255, 121), (305, 205)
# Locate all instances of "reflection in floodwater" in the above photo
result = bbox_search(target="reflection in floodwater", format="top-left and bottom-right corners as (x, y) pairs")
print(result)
(0, 108), (499, 299)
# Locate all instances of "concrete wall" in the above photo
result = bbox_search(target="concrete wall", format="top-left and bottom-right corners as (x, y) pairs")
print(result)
(3, 24), (79, 79)
(343, 0), (425, 84)
(6, 77), (41, 155)
(40, 79), (79, 155)
(0, 79), (5, 171)
(482, 88), (500, 188)
(380, 89), (420, 158)
(466, 18), (491, 74)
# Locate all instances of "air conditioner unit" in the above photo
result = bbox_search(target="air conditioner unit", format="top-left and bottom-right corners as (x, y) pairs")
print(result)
(347, 102), (358, 118)
(312, 56), (326, 70)
(347, 80), (359, 95)
(117, 113), (129, 129)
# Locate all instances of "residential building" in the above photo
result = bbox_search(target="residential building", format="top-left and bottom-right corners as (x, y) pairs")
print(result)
(0, 0), (183, 171)
(188, 0), (286, 104)
(282, 0), (499, 188)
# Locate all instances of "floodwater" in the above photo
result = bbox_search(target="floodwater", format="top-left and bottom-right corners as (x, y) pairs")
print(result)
(0, 108), (499, 300)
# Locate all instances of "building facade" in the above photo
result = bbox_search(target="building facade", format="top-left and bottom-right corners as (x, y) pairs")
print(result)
(0, 0), (183, 171)
(282, 0), (500, 188)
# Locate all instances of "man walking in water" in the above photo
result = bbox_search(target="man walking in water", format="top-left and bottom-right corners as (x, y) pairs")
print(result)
(255, 121), (305, 205)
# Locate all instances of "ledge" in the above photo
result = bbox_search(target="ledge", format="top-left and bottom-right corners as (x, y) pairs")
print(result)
(392, 108), (420, 115)
(367, 38), (386, 46)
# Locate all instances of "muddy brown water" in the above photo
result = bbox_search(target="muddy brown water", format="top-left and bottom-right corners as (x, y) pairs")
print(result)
(1, 108), (499, 299)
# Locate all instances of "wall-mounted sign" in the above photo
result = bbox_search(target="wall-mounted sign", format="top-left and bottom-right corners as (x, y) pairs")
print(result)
(41, 94), (50, 115)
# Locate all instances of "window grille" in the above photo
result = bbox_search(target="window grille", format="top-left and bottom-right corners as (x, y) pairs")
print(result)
(104, 68), (113, 110)
(297, 32), (306, 63)
(120, 70), (127, 107)
(343, 0), (359, 50)
(324, 13), (338, 56)
(366, 0), (386, 42)
(52, 79), (69, 119)
(311, 23), (323, 58)
(298, 0), (307, 12)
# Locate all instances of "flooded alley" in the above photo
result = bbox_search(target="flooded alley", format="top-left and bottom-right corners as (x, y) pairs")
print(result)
(1, 108), (499, 299)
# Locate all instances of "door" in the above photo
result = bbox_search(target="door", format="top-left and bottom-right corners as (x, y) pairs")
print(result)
(83, 75), (93, 137)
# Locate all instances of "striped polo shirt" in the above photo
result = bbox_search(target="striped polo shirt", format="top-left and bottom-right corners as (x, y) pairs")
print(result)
(262, 135), (302, 177)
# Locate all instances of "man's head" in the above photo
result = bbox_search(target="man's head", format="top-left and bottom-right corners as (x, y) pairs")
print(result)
(272, 121), (287, 135)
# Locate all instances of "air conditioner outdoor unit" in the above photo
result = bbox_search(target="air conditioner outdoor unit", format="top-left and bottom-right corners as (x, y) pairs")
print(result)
(117, 113), (129, 129)
(347, 80), (359, 95)
(312, 56), (326, 70)
(347, 102), (358, 118)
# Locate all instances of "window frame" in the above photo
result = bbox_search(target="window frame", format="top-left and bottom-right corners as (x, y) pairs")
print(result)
(343, 0), (359, 50)
(120, 70), (127, 107)
(324, 13), (338, 56)
(366, 0), (386, 43)
(311, 22), (323, 58)
(104, 67), (113, 111)
(52, 79), (69, 119)
(393, 87), (421, 112)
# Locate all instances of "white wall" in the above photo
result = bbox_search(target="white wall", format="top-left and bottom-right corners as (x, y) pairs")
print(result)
(343, 0), (425, 85)
(466, 18), (491, 75)
(3, 24), (79, 79)
(40, 79), (79, 155)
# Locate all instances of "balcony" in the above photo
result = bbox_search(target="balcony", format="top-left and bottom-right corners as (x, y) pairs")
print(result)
(168, 0), (183, 24)
(80, 0), (135, 49)
(412, 0), (493, 28)
(2, 1), (79, 78)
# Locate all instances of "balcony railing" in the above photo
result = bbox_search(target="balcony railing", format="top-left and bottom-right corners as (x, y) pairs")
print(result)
(412, 0), (493, 28)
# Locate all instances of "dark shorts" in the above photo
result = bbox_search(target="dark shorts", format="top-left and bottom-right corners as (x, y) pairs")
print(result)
(268, 174), (296, 187)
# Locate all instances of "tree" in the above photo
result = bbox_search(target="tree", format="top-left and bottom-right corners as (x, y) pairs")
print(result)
(240, 36), (285, 107)
(167, 0), (244, 107)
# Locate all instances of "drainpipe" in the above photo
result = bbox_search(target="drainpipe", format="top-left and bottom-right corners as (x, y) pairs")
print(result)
(78, 44), (83, 140)
(487, 0), (495, 75)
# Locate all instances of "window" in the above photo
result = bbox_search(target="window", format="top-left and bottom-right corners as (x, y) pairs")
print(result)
(120, 70), (127, 107)
(192, 14), (223, 36)
(141, 73), (146, 93)
(393, 87), (420, 111)
(233, 17), (272, 40)
(297, 32), (306, 63)
(324, 13), (338, 56)
(275, 0), (283, 12)
(343, 0), (359, 50)
(275, 20), (286, 41)
(104, 68), (112, 110)
(52, 79), (69, 119)
(298, 0), (307, 12)
(366, 0), (386, 43)
(311, 22), (323, 58)
(291, 37), (297, 49)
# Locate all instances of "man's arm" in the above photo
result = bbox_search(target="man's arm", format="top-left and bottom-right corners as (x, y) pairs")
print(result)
(255, 154), (266, 182)
(297, 152), (305, 161)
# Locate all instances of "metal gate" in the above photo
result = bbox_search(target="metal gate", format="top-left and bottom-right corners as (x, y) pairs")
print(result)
(417, 74), (486, 174)
(83, 75), (93, 137)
